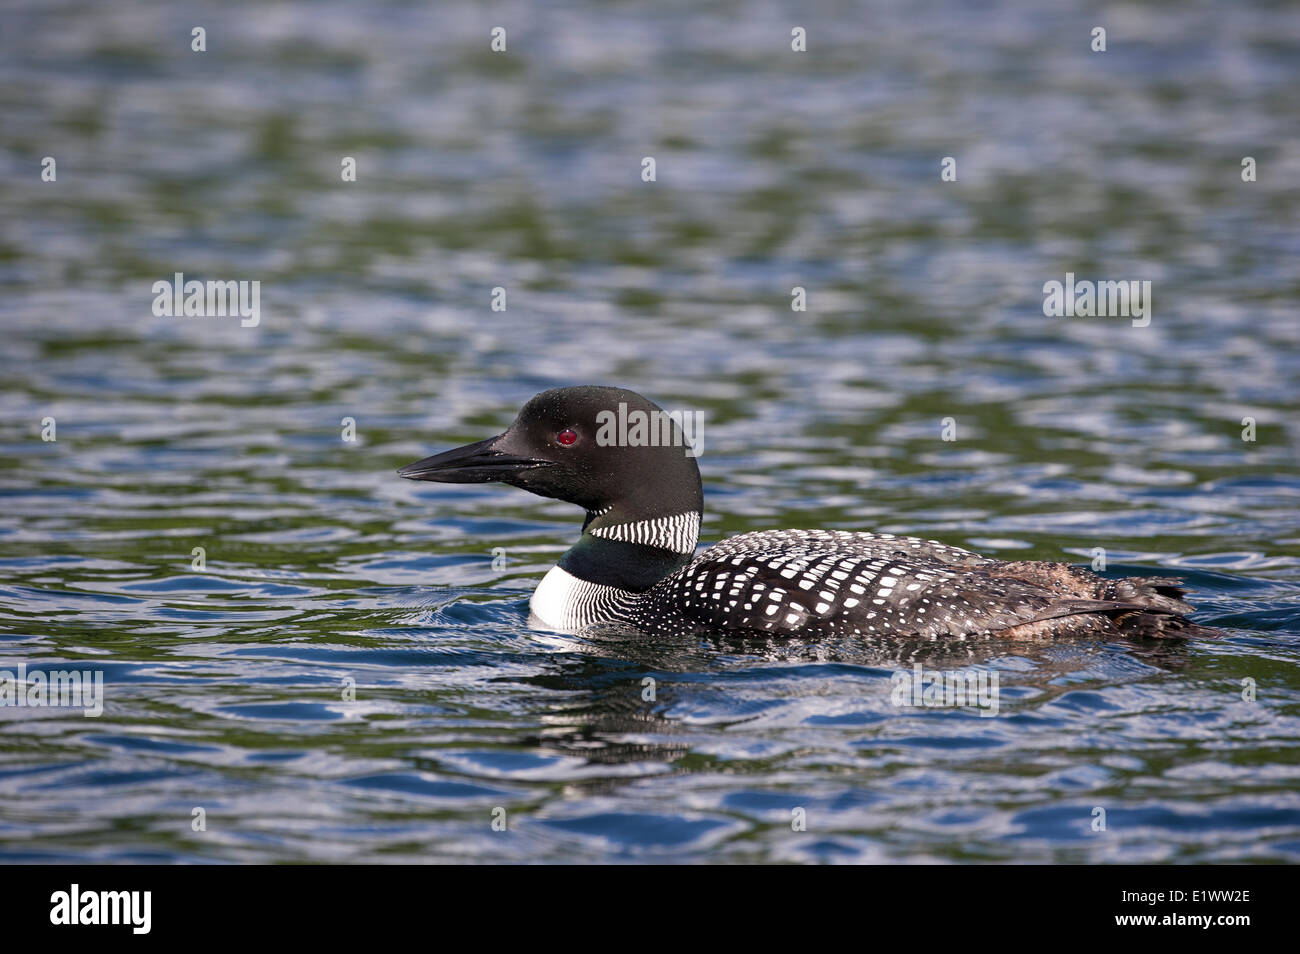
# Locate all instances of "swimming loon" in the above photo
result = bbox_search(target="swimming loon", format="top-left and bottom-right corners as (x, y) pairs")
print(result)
(399, 386), (1219, 640)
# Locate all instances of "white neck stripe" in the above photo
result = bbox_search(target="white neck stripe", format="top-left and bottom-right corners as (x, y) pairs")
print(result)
(589, 512), (700, 554)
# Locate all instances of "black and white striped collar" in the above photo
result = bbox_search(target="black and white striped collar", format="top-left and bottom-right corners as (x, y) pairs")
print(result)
(587, 512), (701, 555)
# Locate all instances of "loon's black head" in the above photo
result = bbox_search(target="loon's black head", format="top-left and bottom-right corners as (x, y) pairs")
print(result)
(398, 386), (703, 523)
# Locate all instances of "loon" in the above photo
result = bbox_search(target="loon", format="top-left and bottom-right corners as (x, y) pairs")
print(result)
(398, 386), (1219, 641)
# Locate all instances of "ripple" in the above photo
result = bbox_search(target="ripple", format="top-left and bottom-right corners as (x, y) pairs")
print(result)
(0, 0), (1297, 865)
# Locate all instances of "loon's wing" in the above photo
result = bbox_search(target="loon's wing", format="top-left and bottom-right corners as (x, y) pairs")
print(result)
(651, 533), (1212, 639)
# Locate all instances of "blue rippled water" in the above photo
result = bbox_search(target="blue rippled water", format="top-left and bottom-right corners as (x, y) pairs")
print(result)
(1, 0), (1298, 863)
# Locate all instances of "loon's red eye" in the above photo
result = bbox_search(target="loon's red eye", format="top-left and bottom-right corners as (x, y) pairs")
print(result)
(556, 429), (578, 446)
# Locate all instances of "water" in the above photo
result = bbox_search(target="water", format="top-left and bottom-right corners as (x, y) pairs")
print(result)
(1, 0), (1299, 863)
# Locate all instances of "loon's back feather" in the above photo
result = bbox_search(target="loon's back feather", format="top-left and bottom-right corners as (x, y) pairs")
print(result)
(631, 530), (1214, 640)
(699, 528), (993, 567)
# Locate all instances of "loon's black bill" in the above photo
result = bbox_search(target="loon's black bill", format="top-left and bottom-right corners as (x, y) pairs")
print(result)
(398, 435), (550, 483)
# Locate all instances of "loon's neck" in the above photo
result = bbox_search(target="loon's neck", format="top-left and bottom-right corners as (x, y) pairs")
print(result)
(565, 508), (701, 590)
(529, 508), (702, 631)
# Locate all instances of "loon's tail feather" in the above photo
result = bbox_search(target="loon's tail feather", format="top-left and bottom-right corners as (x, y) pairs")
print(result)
(985, 562), (1223, 640)
(1102, 576), (1193, 614)
(1098, 576), (1223, 638)
(1108, 607), (1224, 640)
(999, 597), (1222, 641)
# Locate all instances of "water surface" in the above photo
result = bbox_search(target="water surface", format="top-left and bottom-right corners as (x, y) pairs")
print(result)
(1, 0), (1298, 862)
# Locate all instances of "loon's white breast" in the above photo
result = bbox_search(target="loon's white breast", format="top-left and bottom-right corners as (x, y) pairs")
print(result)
(529, 565), (632, 632)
